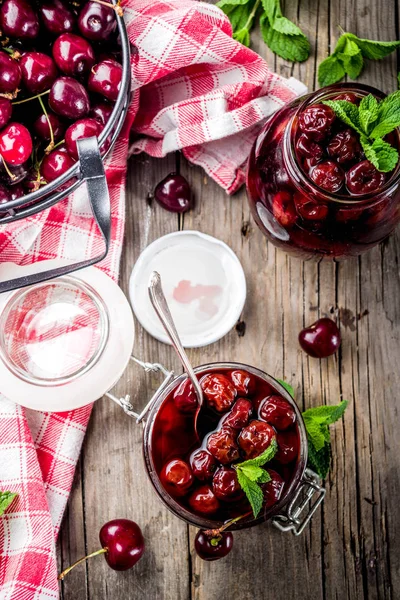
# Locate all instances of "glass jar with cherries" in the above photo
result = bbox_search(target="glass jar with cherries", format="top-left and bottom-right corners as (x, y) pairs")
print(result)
(246, 84), (400, 259)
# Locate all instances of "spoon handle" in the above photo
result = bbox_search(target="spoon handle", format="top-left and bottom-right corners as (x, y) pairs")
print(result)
(148, 271), (203, 406)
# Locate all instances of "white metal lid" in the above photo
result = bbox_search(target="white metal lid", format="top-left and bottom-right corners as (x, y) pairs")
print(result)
(129, 231), (246, 348)
(0, 261), (135, 412)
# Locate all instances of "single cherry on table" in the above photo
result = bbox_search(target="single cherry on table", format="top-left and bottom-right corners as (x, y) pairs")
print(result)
(299, 317), (341, 358)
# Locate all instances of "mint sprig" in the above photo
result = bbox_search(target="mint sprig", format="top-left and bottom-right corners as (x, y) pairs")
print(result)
(235, 439), (277, 518)
(217, 0), (310, 62)
(318, 32), (400, 87)
(323, 91), (400, 173)
(0, 491), (17, 516)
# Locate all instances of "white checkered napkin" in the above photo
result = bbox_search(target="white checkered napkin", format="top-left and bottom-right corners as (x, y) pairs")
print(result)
(0, 1), (306, 597)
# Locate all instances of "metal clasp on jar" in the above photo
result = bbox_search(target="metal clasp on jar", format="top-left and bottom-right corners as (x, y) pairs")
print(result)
(271, 468), (326, 535)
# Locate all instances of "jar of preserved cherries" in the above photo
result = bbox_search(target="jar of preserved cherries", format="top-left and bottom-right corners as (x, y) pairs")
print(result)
(246, 84), (400, 259)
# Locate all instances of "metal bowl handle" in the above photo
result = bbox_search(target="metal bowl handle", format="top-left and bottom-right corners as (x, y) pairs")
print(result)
(0, 136), (111, 294)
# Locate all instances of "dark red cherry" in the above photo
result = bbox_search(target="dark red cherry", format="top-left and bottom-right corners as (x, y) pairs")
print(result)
(160, 458), (194, 498)
(207, 428), (240, 464)
(173, 378), (198, 414)
(0, 157), (28, 185)
(0, 183), (11, 204)
(99, 519), (144, 571)
(303, 156), (321, 171)
(78, 1), (117, 41)
(346, 160), (386, 195)
(259, 395), (296, 431)
(238, 420), (276, 459)
(188, 485), (220, 515)
(295, 134), (323, 161)
(310, 160), (344, 193)
(298, 104), (335, 141)
(0, 99), (12, 129)
(272, 191), (297, 228)
(24, 167), (46, 193)
(34, 112), (64, 142)
(335, 205), (364, 223)
(20, 52), (58, 95)
(65, 118), (102, 160)
(212, 467), (244, 502)
(39, 1), (75, 35)
(261, 469), (284, 508)
(230, 370), (256, 396)
(53, 33), (95, 77)
(294, 192), (328, 221)
(299, 317), (341, 358)
(201, 373), (236, 413)
(49, 77), (90, 119)
(90, 101), (113, 126)
(332, 92), (358, 103)
(190, 449), (217, 481)
(327, 129), (361, 164)
(0, 51), (22, 95)
(222, 398), (252, 430)
(194, 530), (233, 561)
(0, 0), (39, 39)
(0, 123), (32, 166)
(88, 59), (122, 102)
(154, 173), (192, 213)
(9, 182), (24, 201)
(41, 146), (75, 182)
(275, 430), (299, 464)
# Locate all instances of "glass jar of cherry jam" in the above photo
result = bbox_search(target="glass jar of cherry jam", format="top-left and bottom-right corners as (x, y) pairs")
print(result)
(143, 362), (323, 534)
(246, 84), (400, 259)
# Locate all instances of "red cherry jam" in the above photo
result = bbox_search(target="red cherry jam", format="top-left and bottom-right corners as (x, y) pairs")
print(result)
(150, 366), (302, 526)
(247, 84), (400, 259)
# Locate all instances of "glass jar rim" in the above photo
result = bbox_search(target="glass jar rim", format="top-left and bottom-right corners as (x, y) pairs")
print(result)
(143, 361), (308, 531)
(284, 83), (400, 205)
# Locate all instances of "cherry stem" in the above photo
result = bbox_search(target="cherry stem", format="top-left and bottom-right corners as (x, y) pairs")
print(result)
(38, 96), (55, 153)
(12, 89), (50, 106)
(92, 0), (123, 17)
(58, 547), (107, 581)
(0, 155), (17, 181)
(204, 511), (253, 539)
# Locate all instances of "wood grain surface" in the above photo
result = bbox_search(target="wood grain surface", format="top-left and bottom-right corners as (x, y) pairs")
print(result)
(57, 1), (400, 598)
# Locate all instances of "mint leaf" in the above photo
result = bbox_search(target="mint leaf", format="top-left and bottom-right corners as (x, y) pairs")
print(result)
(338, 37), (364, 80)
(276, 379), (294, 398)
(233, 27), (250, 46)
(361, 137), (399, 173)
(323, 100), (363, 135)
(318, 55), (346, 87)
(370, 91), (400, 139)
(261, 0), (281, 21)
(260, 13), (310, 62)
(257, 470), (272, 484)
(237, 438), (278, 470)
(239, 464), (267, 481)
(217, 0), (252, 8)
(302, 400), (348, 425)
(236, 470), (264, 518)
(303, 415), (327, 452)
(307, 440), (331, 479)
(0, 491), (17, 516)
(359, 94), (379, 134)
(346, 34), (400, 60)
(272, 16), (304, 36)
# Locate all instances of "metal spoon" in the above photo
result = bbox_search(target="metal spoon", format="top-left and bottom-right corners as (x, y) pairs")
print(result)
(148, 271), (204, 434)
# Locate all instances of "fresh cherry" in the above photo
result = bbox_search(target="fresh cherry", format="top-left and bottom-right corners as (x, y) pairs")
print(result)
(53, 33), (95, 77)
(190, 449), (217, 481)
(230, 370), (256, 396)
(310, 160), (344, 193)
(0, 0), (39, 40)
(212, 467), (243, 502)
(39, 0), (76, 35)
(90, 101), (114, 126)
(78, 1), (117, 41)
(259, 395), (296, 431)
(238, 420), (275, 459)
(328, 129), (361, 164)
(261, 469), (284, 508)
(207, 427), (240, 464)
(58, 519), (145, 580)
(275, 430), (298, 464)
(20, 52), (58, 95)
(65, 118), (102, 160)
(299, 317), (341, 358)
(346, 160), (387, 195)
(154, 173), (192, 213)
(188, 485), (220, 515)
(222, 398), (252, 430)
(160, 458), (194, 498)
(194, 530), (233, 561)
(88, 59), (122, 102)
(34, 112), (64, 142)
(0, 99), (12, 129)
(295, 134), (323, 161)
(41, 146), (75, 183)
(201, 374), (236, 413)
(333, 92), (358, 103)
(173, 378), (198, 414)
(0, 157), (28, 185)
(0, 51), (22, 95)
(294, 192), (328, 221)
(272, 190), (297, 228)
(49, 77), (90, 120)
(0, 123), (32, 166)
(298, 104), (335, 141)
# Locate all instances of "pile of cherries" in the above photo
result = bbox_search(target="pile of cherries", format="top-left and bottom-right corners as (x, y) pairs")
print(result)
(0, 0), (123, 210)
(153, 367), (300, 560)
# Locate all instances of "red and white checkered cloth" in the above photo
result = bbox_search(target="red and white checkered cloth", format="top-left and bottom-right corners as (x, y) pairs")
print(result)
(0, 1), (306, 598)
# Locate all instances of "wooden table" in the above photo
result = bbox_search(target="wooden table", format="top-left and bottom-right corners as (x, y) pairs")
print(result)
(57, 1), (400, 598)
